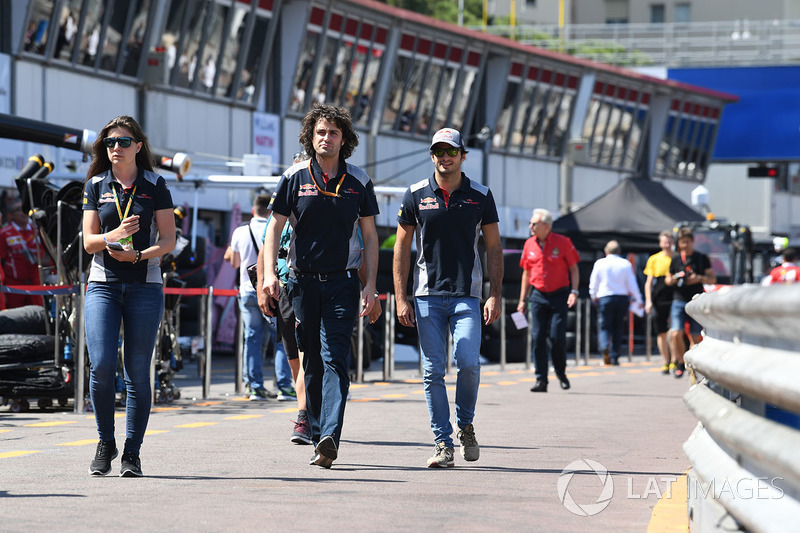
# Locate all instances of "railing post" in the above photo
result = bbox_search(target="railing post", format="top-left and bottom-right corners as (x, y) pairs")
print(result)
(75, 281), (86, 413)
(499, 297), (506, 372)
(203, 286), (213, 399)
(356, 314), (364, 384)
(525, 306), (532, 370)
(583, 298), (591, 366)
(576, 296), (583, 364)
(234, 300), (243, 394)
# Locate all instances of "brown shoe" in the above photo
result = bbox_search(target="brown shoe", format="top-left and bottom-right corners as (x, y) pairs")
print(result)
(602, 349), (611, 366)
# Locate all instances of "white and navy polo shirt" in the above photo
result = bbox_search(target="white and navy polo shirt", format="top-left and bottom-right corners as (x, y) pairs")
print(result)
(397, 173), (499, 298)
(82, 168), (173, 283)
(269, 156), (379, 274)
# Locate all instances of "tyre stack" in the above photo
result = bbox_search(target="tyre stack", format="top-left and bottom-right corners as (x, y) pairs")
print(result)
(0, 305), (69, 411)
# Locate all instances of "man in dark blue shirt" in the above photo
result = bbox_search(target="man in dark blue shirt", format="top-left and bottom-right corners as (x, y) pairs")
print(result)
(262, 103), (379, 469)
(393, 127), (503, 468)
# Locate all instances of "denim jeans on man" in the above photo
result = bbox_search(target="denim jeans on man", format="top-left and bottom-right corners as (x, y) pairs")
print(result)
(529, 288), (569, 383)
(415, 296), (481, 448)
(597, 294), (630, 363)
(238, 290), (266, 389)
(85, 282), (163, 454)
(289, 273), (359, 445)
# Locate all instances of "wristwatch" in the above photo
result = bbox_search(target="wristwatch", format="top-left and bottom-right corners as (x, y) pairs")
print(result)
(570, 289), (579, 295)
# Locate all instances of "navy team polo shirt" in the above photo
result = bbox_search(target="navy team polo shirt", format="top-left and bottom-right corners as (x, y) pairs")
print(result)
(83, 168), (173, 283)
(270, 156), (379, 274)
(397, 173), (499, 298)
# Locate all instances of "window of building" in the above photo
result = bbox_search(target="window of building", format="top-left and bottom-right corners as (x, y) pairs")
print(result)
(655, 100), (719, 181)
(380, 33), (479, 136)
(289, 8), (388, 125)
(605, 0), (629, 24)
(650, 4), (665, 24)
(675, 3), (691, 23)
(584, 81), (650, 171)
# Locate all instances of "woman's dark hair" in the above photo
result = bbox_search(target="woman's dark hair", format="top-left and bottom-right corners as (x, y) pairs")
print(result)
(299, 103), (358, 160)
(86, 115), (155, 180)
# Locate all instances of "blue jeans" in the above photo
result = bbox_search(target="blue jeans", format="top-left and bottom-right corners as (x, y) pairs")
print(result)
(415, 296), (481, 448)
(238, 291), (266, 389)
(669, 299), (702, 336)
(597, 295), (630, 362)
(85, 282), (163, 454)
(289, 274), (360, 445)
(529, 288), (569, 382)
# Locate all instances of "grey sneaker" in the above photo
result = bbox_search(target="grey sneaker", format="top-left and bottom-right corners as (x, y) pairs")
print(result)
(277, 387), (297, 402)
(457, 424), (480, 462)
(291, 417), (313, 445)
(427, 441), (455, 468)
(249, 387), (269, 401)
(89, 439), (118, 475)
(119, 450), (143, 477)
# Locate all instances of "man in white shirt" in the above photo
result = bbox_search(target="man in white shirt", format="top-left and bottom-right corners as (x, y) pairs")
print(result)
(589, 240), (643, 365)
(225, 194), (271, 399)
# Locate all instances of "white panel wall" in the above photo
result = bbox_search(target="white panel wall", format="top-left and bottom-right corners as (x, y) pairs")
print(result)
(570, 165), (624, 206)
(143, 92), (250, 158)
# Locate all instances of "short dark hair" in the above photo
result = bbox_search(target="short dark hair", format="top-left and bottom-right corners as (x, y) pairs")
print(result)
(253, 193), (271, 217)
(783, 248), (797, 263)
(676, 227), (694, 241)
(299, 103), (359, 160)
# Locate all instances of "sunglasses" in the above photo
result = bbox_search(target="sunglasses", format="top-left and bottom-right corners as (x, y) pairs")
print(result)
(103, 137), (135, 148)
(431, 147), (460, 158)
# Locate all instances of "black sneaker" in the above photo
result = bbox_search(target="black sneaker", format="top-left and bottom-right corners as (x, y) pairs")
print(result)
(120, 450), (143, 477)
(89, 440), (118, 476)
(674, 362), (686, 378)
(310, 435), (338, 468)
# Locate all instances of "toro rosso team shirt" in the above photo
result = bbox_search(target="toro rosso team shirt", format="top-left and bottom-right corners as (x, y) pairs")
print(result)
(520, 232), (580, 293)
(269, 156), (379, 274)
(397, 173), (499, 298)
(83, 168), (173, 284)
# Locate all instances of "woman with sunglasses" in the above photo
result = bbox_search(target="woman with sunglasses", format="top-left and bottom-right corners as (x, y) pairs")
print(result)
(82, 115), (175, 477)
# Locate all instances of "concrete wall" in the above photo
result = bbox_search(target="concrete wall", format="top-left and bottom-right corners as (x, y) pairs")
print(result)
(573, 0), (788, 24)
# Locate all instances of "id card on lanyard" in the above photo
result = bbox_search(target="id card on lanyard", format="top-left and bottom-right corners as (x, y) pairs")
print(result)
(113, 184), (136, 250)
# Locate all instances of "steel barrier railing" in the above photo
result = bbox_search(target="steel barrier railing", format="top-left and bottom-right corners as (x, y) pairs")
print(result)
(684, 284), (800, 531)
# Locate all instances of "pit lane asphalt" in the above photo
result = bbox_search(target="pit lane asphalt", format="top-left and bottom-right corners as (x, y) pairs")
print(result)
(0, 353), (693, 532)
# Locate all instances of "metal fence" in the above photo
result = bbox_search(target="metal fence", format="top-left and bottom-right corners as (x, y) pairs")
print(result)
(684, 284), (800, 531)
(470, 20), (800, 67)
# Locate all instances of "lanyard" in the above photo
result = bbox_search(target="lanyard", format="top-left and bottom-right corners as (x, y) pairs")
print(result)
(307, 160), (344, 197)
(113, 184), (137, 222)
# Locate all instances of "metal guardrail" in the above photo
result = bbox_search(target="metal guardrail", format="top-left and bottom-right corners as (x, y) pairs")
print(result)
(471, 20), (800, 67)
(684, 284), (800, 531)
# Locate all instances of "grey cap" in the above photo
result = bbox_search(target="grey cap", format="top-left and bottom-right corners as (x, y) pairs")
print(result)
(430, 128), (464, 150)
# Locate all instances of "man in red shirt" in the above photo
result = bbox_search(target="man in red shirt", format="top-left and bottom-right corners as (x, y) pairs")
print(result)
(0, 200), (44, 308)
(518, 208), (580, 392)
(762, 247), (800, 285)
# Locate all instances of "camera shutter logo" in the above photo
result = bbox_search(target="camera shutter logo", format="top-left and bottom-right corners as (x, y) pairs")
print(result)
(557, 459), (614, 516)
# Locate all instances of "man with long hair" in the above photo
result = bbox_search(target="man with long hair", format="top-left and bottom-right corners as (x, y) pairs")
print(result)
(261, 103), (379, 468)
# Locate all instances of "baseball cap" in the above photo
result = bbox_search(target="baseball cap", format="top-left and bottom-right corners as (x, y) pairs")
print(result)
(430, 128), (465, 150)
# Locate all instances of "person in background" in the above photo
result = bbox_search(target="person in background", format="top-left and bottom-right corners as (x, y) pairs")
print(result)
(262, 103), (379, 469)
(517, 208), (579, 393)
(224, 194), (282, 401)
(82, 115), (175, 477)
(665, 227), (715, 378)
(589, 240), (643, 366)
(0, 199), (46, 308)
(644, 230), (675, 374)
(393, 127), (503, 468)
(762, 247), (800, 285)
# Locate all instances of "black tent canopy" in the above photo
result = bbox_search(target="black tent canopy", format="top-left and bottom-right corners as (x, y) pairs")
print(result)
(552, 178), (705, 253)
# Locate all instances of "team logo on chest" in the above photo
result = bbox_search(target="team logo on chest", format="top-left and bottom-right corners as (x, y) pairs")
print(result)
(419, 196), (439, 210)
(299, 183), (318, 197)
